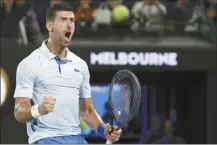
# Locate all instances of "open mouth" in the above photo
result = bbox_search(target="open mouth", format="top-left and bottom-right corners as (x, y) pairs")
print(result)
(65, 32), (71, 38)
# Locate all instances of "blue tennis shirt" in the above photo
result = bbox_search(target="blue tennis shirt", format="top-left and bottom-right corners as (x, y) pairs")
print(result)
(13, 40), (91, 143)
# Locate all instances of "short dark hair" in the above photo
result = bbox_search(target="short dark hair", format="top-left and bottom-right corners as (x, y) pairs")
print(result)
(46, 1), (73, 21)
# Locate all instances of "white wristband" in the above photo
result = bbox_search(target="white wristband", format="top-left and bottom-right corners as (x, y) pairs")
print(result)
(31, 104), (42, 118)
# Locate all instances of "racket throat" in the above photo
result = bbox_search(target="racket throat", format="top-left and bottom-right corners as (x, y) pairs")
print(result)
(110, 115), (114, 133)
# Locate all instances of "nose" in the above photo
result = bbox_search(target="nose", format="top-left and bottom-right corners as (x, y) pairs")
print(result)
(67, 24), (71, 29)
(66, 21), (73, 29)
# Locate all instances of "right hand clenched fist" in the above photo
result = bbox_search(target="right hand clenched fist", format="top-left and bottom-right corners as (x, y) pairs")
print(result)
(38, 96), (56, 115)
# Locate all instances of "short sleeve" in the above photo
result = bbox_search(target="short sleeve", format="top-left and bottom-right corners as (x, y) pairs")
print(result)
(79, 62), (91, 99)
(14, 61), (35, 99)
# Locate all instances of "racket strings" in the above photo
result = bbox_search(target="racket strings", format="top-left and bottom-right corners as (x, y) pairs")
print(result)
(110, 71), (141, 122)
(111, 83), (135, 116)
(116, 75), (139, 113)
(111, 97), (130, 119)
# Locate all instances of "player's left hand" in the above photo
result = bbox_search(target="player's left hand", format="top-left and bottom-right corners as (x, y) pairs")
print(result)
(104, 123), (122, 143)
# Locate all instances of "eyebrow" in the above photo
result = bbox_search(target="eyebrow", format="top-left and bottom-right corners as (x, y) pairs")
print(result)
(60, 16), (75, 21)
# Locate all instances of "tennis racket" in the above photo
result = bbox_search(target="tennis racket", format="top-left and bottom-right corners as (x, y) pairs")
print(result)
(106, 70), (141, 144)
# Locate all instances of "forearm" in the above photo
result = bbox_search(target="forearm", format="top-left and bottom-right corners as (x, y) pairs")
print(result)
(14, 100), (33, 123)
(81, 109), (103, 131)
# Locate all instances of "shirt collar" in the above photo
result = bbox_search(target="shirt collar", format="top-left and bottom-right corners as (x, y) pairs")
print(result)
(40, 40), (73, 61)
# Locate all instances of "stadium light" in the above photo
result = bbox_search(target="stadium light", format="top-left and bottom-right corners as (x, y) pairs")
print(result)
(1, 67), (9, 106)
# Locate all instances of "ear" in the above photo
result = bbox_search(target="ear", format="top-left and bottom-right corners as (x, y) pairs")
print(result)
(46, 21), (53, 32)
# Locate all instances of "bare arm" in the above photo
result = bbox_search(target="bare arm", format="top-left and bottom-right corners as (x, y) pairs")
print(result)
(14, 97), (33, 123)
(79, 98), (103, 131)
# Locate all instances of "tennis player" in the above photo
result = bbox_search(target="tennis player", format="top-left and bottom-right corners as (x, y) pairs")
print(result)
(13, 2), (121, 144)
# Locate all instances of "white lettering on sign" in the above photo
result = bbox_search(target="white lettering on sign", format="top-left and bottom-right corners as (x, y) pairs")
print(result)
(90, 52), (178, 66)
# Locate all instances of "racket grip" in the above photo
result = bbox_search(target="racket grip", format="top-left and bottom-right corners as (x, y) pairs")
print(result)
(106, 140), (112, 144)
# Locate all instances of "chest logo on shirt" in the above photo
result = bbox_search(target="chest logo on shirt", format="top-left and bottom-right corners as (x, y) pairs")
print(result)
(74, 68), (80, 72)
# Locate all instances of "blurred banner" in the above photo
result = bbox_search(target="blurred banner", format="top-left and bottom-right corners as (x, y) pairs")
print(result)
(1, 41), (216, 72)
(74, 46), (216, 71)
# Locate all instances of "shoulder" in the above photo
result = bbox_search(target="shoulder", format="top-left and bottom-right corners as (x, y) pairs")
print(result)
(17, 48), (41, 73)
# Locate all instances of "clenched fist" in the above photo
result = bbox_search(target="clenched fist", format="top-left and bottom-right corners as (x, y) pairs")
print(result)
(38, 96), (56, 115)
(104, 123), (122, 143)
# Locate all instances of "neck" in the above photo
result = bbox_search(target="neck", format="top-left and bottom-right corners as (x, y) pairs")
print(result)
(47, 38), (66, 59)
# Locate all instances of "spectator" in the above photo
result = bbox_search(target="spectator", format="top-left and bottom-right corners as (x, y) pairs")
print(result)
(207, 0), (217, 24)
(0, 0), (43, 45)
(75, 0), (96, 31)
(15, 0), (44, 44)
(166, 0), (192, 33)
(184, 1), (208, 33)
(109, 0), (130, 37)
(91, 0), (130, 37)
(131, 0), (167, 32)
(153, 119), (186, 144)
(91, 0), (112, 30)
(109, 0), (130, 23)
(140, 115), (162, 144)
(1, 0), (24, 41)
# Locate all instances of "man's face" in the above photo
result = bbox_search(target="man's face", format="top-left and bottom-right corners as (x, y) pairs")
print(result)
(49, 11), (75, 47)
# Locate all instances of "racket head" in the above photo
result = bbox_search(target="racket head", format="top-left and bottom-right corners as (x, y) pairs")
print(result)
(108, 70), (141, 126)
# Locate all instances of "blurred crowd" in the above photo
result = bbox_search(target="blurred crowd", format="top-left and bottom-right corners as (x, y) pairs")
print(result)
(1, 0), (216, 45)
(140, 116), (186, 144)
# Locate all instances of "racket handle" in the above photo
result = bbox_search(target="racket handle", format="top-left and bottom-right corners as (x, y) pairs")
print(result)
(106, 140), (112, 144)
